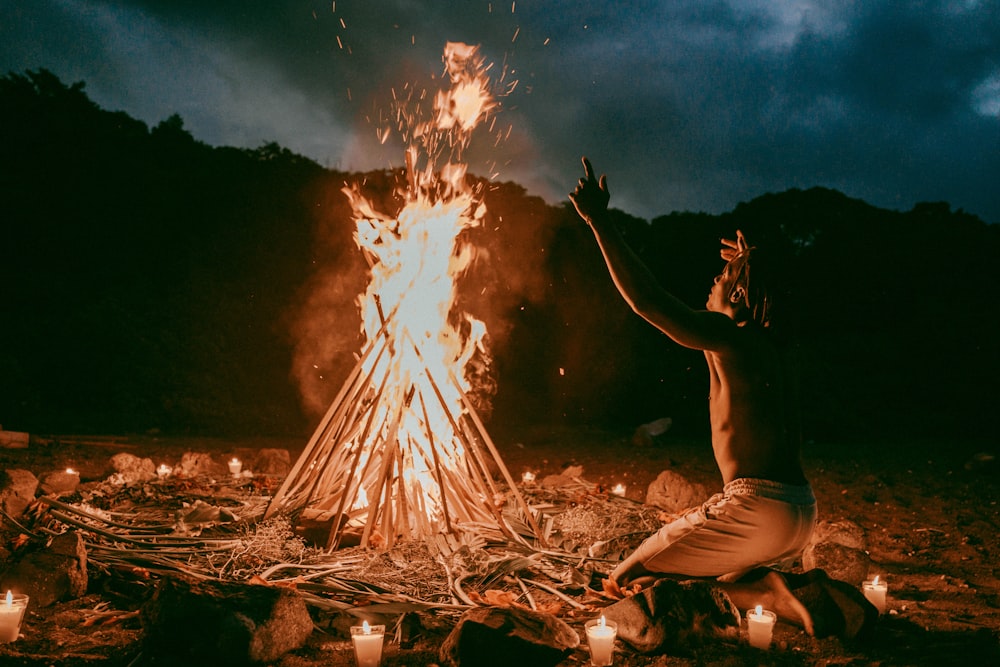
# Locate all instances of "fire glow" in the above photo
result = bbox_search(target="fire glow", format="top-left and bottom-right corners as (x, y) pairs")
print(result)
(344, 41), (493, 535)
(267, 43), (541, 550)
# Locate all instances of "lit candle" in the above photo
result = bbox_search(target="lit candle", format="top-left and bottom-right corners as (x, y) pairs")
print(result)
(65, 468), (78, 475)
(522, 471), (536, 484)
(611, 483), (627, 497)
(350, 621), (384, 667)
(0, 591), (28, 643)
(746, 605), (776, 649)
(584, 615), (617, 666)
(228, 458), (242, 475)
(862, 575), (888, 613)
(156, 464), (172, 478)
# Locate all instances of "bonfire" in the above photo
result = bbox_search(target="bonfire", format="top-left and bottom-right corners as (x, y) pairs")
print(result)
(265, 42), (542, 551)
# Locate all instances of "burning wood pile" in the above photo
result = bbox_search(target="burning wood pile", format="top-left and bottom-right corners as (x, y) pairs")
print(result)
(266, 42), (542, 552)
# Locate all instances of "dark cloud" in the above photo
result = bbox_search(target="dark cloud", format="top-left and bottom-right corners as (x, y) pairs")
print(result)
(2, 0), (998, 221)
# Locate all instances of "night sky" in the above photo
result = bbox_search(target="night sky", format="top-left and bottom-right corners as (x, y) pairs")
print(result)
(2, 0), (998, 223)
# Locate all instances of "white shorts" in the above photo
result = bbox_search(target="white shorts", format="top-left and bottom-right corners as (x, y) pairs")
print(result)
(629, 477), (817, 579)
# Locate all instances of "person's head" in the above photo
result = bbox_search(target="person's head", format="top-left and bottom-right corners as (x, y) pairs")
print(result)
(707, 238), (773, 328)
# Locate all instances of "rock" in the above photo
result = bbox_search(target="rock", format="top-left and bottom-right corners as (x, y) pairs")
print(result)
(0, 430), (30, 449)
(631, 417), (673, 447)
(38, 469), (80, 496)
(141, 575), (314, 665)
(964, 452), (996, 473)
(812, 519), (867, 550)
(780, 569), (879, 642)
(0, 469), (38, 517)
(541, 464), (585, 489)
(107, 452), (157, 486)
(176, 499), (239, 527)
(803, 541), (873, 585)
(251, 448), (291, 477)
(0, 530), (88, 607)
(644, 470), (710, 513)
(439, 606), (579, 667)
(602, 579), (739, 655)
(174, 452), (218, 478)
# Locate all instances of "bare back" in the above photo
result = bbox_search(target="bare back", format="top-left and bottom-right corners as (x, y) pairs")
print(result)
(705, 324), (806, 485)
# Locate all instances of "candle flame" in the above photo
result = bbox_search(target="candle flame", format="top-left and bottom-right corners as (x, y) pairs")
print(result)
(872, 575), (880, 586)
(65, 468), (77, 475)
(230, 458), (240, 465)
(599, 615), (606, 628)
(4, 590), (10, 606)
(362, 620), (371, 634)
(754, 604), (763, 617)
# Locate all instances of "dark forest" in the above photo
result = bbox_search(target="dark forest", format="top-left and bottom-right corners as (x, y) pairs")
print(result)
(2, 69), (997, 446)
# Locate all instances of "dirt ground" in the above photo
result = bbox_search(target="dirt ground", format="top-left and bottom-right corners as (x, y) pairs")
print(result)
(0, 425), (998, 666)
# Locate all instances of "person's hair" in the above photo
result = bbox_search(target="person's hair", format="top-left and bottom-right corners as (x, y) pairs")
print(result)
(726, 245), (774, 329)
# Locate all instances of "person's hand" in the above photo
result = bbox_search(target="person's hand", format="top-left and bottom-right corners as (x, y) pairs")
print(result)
(601, 576), (625, 600)
(720, 229), (749, 262)
(569, 156), (610, 223)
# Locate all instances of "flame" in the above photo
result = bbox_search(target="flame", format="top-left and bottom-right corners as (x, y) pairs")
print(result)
(338, 42), (496, 538)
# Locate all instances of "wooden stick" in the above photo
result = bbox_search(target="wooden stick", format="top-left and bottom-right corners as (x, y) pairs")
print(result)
(452, 369), (547, 547)
(417, 390), (453, 533)
(267, 335), (381, 517)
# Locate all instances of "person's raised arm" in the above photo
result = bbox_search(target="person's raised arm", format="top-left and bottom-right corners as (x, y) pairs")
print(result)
(569, 157), (733, 351)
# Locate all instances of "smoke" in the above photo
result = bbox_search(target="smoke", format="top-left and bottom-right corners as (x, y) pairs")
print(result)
(285, 174), (372, 419)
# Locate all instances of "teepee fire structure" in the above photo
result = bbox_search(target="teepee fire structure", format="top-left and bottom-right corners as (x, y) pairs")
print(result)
(265, 43), (542, 551)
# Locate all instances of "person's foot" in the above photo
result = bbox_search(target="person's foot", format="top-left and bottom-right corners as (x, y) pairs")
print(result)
(727, 568), (816, 635)
(755, 570), (816, 636)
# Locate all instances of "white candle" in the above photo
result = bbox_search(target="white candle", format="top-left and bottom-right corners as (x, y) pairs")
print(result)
(0, 591), (28, 643)
(228, 458), (242, 475)
(746, 605), (776, 649)
(350, 621), (384, 667)
(863, 575), (888, 613)
(585, 615), (617, 666)
(157, 464), (172, 478)
(611, 483), (627, 497)
(522, 471), (536, 484)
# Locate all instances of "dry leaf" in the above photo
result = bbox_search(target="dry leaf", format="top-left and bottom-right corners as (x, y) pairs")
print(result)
(536, 601), (563, 615)
(369, 529), (387, 549)
(482, 588), (525, 607)
(599, 576), (640, 600)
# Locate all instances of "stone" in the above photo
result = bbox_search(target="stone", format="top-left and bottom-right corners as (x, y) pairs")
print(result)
(0, 469), (38, 517)
(802, 541), (873, 585)
(602, 579), (740, 655)
(0, 430), (30, 449)
(631, 417), (673, 446)
(0, 530), (87, 607)
(107, 452), (157, 486)
(38, 469), (80, 496)
(174, 451), (218, 478)
(439, 606), (579, 667)
(780, 569), (879, 642)
(141, 575), (314, 665)
(812, 519), (867, 550)
(251, 448), (291, 477)
(175, 499), (239, 527)
(541, 464), (585, 489)
(964, 452), (996, 473)
(644, 470), (710, 513)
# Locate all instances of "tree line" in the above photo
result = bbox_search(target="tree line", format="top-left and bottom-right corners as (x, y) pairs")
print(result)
(2, 69), (996, 445)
